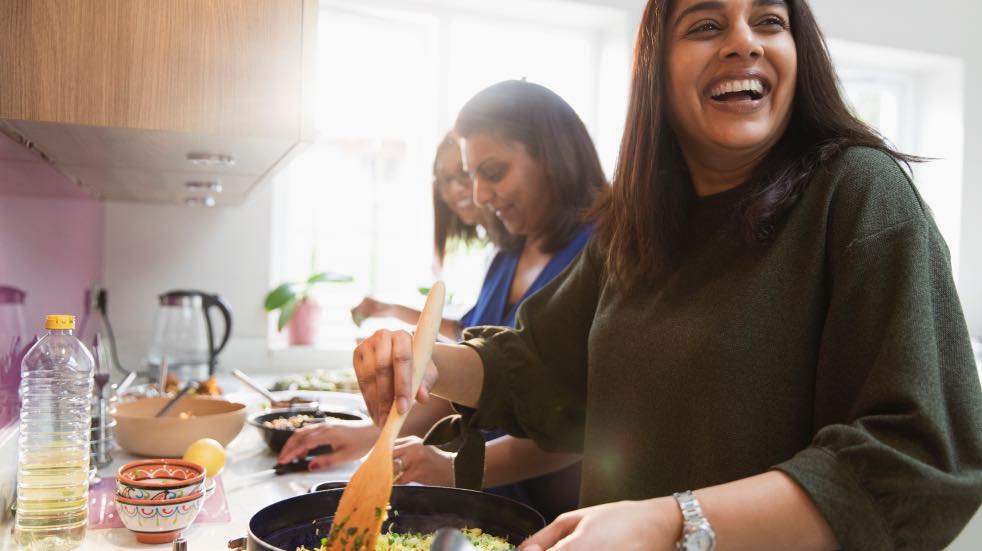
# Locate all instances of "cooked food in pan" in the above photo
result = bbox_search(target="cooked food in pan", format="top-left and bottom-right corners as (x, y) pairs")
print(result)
(297, 527), (511, 551)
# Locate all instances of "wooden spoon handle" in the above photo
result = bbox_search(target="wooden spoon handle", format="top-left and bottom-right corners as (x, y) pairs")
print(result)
(409, 281), (446, 401)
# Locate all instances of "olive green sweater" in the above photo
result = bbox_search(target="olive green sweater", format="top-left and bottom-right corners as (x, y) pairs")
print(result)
(459, 148), (982, 549)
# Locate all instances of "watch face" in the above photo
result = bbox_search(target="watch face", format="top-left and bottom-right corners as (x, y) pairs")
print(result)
(682, 528), (714, 551)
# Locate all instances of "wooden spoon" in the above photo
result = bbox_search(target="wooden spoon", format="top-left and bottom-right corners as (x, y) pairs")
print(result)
(324, 281), (446, 551)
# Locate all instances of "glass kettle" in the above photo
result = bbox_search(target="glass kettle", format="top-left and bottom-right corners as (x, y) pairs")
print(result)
(147, 290), (232, 385)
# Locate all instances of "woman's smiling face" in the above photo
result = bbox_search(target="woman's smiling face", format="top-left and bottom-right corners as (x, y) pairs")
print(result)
(461, 132), (550, 240)
(666, 0), (797, 161)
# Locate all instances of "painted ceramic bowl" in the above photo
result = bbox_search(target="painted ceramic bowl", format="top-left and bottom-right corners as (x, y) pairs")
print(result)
(114, 490), (205, 544)
(116, 459), (206, 500)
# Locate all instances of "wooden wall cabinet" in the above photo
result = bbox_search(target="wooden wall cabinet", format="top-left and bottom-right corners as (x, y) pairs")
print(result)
(0, 0), (318, 205)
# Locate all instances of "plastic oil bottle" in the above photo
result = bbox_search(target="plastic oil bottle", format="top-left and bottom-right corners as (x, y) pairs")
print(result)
(14, 315), (93, 550)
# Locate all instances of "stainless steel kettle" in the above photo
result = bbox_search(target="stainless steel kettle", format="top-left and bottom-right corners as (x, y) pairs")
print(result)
(147, 290), (232, 383)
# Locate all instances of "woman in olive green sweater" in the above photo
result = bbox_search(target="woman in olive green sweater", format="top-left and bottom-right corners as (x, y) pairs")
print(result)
(354, 0), (982, 549)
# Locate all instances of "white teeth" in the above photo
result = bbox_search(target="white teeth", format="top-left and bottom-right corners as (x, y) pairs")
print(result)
(710, 78), (765, 99)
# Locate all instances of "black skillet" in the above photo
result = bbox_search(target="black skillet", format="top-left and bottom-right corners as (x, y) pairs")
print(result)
(238, 482), (545, 550)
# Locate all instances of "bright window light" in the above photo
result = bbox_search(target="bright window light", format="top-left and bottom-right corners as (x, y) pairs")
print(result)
(270, 0), (629, 349)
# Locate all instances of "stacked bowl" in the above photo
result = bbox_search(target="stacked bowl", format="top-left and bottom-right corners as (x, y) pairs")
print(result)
(114, 459), (207, 544)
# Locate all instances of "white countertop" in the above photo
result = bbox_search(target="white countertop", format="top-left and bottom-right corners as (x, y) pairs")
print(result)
(0, 387), (367, 551)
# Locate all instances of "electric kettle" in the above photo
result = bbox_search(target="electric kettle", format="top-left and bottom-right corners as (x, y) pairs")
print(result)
(147, 290), (232, 384)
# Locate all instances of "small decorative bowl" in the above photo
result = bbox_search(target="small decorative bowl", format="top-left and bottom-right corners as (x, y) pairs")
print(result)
(114, 490), (205, 544)
(116, 459), (206, 500)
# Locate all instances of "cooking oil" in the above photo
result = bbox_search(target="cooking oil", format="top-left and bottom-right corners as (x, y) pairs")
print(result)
(14, 315), (93, 550)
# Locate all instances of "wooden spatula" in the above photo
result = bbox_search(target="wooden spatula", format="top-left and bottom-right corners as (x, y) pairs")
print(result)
(324, 280), (446, 551)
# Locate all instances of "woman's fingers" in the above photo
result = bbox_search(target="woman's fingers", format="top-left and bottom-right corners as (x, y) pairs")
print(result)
(277, 426), (318, 464)
(391, 331), (414, 414)
(352, 329), (417, 425)
(520, 512), (583, 550)
(355, 336), (381, 425)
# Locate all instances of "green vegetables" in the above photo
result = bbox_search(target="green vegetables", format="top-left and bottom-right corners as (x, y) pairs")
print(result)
(296, 527), (511, 551)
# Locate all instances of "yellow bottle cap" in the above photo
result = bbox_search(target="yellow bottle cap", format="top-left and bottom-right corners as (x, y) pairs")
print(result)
(45, 314), (75, 330)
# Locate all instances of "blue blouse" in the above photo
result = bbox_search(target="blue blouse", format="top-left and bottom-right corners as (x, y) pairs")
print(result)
(455, 225), (591, 512)
(459, 225), (592, 330)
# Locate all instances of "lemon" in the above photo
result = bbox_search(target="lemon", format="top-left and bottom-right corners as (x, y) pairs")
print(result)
(183, 438), (226, 477)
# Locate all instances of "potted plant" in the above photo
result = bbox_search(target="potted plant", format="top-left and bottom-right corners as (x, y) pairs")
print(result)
(264, 271), (352, 346)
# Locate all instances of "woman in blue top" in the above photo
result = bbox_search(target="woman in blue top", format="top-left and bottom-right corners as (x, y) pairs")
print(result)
(281, 80), (607, 519)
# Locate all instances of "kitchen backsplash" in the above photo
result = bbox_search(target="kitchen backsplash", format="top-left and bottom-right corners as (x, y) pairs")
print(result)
(0, 182), (104, 428)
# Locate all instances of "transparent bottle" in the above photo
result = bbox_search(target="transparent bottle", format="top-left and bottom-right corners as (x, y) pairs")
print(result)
(14, 315), (93, 550)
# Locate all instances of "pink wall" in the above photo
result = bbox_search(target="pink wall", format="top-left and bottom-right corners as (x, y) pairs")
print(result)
(0, 192), (104, 333)
(0, 158), (104, 427)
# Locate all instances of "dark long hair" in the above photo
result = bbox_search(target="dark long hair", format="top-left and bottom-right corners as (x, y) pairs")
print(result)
(431, 132), (484, 264)
(455, 80), (607, 254)
(589, 0), (920, 290)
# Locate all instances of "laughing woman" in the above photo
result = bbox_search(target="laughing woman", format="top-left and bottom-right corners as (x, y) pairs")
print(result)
(352, 0), (982, 549)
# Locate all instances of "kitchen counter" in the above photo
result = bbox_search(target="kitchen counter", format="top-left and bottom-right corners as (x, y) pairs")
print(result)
(0, 386), (366, 551)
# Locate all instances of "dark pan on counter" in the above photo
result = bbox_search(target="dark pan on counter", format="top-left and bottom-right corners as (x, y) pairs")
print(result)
(245, 483), (544, 550)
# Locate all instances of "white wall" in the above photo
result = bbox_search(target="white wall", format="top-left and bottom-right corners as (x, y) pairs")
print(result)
(808, 1), (982, 340)
(103, 180), (273, 375)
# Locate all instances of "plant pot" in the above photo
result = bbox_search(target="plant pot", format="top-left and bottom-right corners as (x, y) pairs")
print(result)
(287, 299), (320, 346)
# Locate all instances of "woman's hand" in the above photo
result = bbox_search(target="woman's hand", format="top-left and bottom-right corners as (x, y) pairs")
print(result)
(353, 329), (440, 426)
(350, 297), (392, 326)
(391, 436), (454, 487)
(519, 498), (681, 551)
(276, 420), (379, 471)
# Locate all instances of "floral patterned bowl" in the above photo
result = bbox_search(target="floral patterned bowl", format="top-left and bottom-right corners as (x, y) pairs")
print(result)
(114, 490), (205, 544)
(116, 459), (206, 500)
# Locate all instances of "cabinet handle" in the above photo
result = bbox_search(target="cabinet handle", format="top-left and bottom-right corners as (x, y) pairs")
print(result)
(187, 153), (236, 167)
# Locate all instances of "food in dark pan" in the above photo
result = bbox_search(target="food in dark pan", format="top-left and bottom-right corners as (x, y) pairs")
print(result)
(243, 484), (543, 551)
(248, 408), (367, 453)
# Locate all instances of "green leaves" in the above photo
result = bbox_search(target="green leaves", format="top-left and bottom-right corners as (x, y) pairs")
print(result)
(307, 272), (353, 284)
(264, 271), (353, 332)
(264, 283), (300, 311)
(277, 296), (299, 331)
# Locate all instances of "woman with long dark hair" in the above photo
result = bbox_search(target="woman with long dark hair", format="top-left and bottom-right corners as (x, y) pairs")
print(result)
(286, 81), (607, 520)
(353, 0), (982, 549)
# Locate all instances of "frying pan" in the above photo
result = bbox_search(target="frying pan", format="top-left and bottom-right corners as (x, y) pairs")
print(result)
(240, 482), (545, 550)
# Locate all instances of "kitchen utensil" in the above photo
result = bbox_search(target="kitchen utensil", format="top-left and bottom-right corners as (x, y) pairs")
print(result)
(0, 286), (28, 428)
(431, 527), (481, 551)
(239, 483), (543, 550)
(224, 444), (336, 493)
(117, 370), (137, 395)
(247, 408), (367, 453)
(147, 290), (232, 384)
(156, 382), (197, 417)
(232, 369), (316, 409)
(158, 356), (169, 394)
(323, 281), (445, 550)
(113, 397), (246, 457)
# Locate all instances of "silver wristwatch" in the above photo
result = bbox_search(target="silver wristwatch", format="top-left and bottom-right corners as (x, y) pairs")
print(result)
(673, 490), (716, 551)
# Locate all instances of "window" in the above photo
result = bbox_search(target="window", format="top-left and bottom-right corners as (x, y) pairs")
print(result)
(830, 40), (965, 279)
(270, 0), (629, 349)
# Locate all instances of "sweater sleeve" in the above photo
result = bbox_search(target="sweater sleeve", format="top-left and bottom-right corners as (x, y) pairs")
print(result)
(774, 150), (982, 550)
(456, 239), (603, 454)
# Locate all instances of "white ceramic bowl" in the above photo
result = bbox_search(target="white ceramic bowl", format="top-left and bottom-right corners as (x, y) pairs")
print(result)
(114, 490), (204, 544)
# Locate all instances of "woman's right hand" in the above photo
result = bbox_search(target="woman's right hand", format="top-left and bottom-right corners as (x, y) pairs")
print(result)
(277, 420), (379, 470)
(353, 329), (440, 426)
(350, 297), (391, 326)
